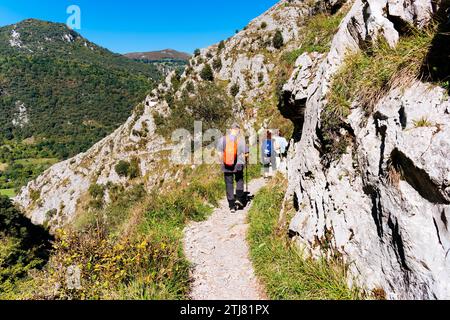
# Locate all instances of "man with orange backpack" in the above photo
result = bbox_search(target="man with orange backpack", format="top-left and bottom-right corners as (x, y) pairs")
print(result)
(217, 123), (248, 213)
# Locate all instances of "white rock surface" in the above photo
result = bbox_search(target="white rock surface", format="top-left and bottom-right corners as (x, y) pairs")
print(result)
(9, 29), (23, 48)
(283, 0), (449, 299)
(11, 101), (30, 128)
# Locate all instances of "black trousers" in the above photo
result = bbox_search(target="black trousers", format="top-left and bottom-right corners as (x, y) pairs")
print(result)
(224, 171), (244, 209)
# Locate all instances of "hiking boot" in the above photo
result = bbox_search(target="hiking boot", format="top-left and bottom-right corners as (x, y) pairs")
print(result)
(235, 199), (244, 210)
(230, 206), (236, 213)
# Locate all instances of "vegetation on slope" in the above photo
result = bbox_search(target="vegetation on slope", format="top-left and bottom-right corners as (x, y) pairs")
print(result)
(321, 24), (441, 164)
(154, 81), (233, 137)
(0, 141), (58, 194)
(3, 163), (261, 300)
(0, 19), (161, 192)
(248, 175), (361, 300)
(0, 196), (53, 299)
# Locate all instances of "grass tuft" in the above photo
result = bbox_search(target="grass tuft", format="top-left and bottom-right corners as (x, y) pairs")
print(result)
(413, 117), (434, 128)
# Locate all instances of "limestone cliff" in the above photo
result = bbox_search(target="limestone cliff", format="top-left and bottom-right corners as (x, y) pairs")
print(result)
(282, 0), (450, 299)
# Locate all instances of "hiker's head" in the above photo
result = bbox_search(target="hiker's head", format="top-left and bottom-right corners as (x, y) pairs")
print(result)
(266, 130), (272, 140)
(229, 123), (240, 136)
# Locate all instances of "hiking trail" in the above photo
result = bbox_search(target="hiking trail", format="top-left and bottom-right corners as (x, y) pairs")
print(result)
(184, 178), (267, 300)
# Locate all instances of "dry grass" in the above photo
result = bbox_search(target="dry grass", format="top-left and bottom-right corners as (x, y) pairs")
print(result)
(386, 161), (402, 187)
(0, 163), (8, 171)
(413, 117), (434, 128)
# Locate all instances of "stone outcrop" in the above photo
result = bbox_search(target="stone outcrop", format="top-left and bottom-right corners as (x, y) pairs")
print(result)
(282, 0), (450, 299)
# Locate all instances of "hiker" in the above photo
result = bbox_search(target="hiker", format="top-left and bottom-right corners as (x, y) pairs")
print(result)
(261, 130), (276, 179)
(217, 123), (249, 213)
(273, 131), (288, 174)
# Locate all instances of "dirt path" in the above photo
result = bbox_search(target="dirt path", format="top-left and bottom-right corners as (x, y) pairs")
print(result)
(184, 178), (266, 300)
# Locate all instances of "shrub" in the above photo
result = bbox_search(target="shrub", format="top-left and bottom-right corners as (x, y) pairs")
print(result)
(273, 30), (284, 49)
(194, 49), (201, 57)
(30, 188), (41, 202)
(115, 161), (130, 177)
(261, 21), (268, 29)
(218, 40), (225, 51)
(230, 83), (240, 97)
(200, 64), (214, 81)
(212, 58), (223, 71)
(185, 81), (195, 93)
(89, 184), (105, 199)
(114, 159), (140, 179)
(128, 157), (141, 179)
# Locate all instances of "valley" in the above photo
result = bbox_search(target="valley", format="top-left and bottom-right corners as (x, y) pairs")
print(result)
(0, 20), (192, 196)
(1, 0), (450, 302)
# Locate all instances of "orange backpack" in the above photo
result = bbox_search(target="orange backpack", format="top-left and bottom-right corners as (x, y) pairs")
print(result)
(224, 136), (238, 167)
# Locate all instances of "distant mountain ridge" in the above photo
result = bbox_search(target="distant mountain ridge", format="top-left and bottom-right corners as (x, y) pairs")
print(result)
(124, 49), (191, 62)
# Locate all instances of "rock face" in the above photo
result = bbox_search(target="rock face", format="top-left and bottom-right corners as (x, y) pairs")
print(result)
(283, 0), (450, 299)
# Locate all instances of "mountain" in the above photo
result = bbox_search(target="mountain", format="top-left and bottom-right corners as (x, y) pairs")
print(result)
(125, 49), (191, 77)
(124, 49), (191, 62)
(0, 19), (162, 193)
(9, 0), (450, 300)
(0, 19), (160, 156)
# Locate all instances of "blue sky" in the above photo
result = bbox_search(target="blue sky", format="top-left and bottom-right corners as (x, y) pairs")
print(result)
(0, 0), (279, 54)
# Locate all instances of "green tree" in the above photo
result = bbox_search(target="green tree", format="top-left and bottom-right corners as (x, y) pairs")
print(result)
(230, 83), (240, 97)
(115, 161), (130, 177)
(273, 30), (284, 49)
(200, 64), (214, 81)
(218, 40), (225, 51)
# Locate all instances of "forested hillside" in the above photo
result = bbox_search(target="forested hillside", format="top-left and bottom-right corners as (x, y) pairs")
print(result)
(0, 19), (161, 195)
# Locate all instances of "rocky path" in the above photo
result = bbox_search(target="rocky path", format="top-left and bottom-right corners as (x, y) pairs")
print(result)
(184, 178), (267, 300)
